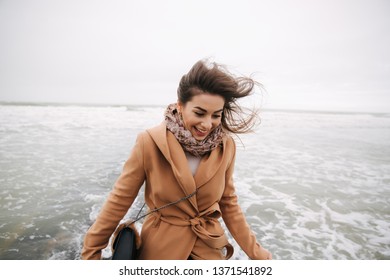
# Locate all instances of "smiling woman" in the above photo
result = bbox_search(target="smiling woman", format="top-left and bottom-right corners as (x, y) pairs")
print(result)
(81, 59), (271, 260)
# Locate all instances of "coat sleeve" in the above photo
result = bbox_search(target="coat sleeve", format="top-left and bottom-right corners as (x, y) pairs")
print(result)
(81, 133), (146, 260)
(219, 139), (267, 260)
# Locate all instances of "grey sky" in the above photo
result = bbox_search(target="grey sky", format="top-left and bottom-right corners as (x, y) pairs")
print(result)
(1, 0), (389, 112)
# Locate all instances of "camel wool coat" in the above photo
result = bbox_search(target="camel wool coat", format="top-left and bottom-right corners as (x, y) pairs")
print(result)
(81, 122), (265, 260)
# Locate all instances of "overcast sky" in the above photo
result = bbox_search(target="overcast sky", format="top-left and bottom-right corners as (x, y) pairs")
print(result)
(0, 0), (389, 112)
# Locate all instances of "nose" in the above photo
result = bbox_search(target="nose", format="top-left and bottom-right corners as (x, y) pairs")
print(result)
(201, 118), (213, 130)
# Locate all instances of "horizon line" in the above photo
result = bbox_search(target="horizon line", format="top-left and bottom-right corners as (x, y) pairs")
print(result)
(0, 100), (389, 116)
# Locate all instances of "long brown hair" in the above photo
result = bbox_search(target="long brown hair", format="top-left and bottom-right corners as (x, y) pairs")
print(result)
(177, 60), (261, 134)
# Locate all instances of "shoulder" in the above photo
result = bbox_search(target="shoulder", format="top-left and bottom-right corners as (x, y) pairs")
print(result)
(145, 122), (166, 139)
(135, 122), (164, 139)
(146, 121), (166, 133)
(222, 134), (236, 164)
(223, 134), (236, 151)
(134, 122), (167, 149)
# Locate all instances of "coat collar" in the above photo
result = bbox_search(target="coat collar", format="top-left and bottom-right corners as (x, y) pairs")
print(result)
(146, 122), (227, 210)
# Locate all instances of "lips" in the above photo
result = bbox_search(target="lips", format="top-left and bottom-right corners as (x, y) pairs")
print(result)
(194, 126), (208, 138)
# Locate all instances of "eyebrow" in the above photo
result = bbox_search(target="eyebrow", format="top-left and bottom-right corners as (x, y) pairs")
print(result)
(194, 106), (224, 114)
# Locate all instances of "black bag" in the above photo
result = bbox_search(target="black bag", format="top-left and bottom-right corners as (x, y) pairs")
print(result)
(111, 222), (139, 260)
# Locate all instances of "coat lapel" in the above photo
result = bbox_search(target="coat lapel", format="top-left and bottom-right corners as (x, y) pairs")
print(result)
(147, 122), (198, 210)
(194, 137), (226, 188)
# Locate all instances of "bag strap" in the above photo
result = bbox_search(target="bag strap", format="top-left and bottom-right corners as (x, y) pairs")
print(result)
(131, 189), (198, 225)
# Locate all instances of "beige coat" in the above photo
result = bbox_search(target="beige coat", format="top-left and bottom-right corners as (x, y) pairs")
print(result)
(81, 122), (266, 260)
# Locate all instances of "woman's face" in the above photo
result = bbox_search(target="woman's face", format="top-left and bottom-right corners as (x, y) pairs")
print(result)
(178, 91), (225, 141)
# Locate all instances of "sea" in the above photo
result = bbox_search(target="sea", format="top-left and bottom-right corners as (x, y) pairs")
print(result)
(0, 103), (389, 260)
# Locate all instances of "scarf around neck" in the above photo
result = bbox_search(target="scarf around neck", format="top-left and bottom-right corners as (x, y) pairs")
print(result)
(164, 103), (225, 158)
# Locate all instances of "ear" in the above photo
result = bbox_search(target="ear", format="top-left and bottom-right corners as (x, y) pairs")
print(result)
(177, 100), (183, 113)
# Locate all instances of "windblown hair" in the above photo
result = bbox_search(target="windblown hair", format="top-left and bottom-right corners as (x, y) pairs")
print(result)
(177, 60), (261, 134)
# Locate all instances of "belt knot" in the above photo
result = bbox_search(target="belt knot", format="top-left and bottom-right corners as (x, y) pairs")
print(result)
(189, 216), (205, 227)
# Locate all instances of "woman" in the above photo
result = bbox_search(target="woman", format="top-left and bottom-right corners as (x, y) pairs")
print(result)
(81, 60), (272, 260)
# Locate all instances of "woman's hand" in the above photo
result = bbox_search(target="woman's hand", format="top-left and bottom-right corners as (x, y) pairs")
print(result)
(259, 247), (272, 260)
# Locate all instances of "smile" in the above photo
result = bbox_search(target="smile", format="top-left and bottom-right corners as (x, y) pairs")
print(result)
(194, 127), (208, 137)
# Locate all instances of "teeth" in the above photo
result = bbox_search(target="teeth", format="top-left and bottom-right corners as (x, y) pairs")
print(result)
(196, 127), (206, 133)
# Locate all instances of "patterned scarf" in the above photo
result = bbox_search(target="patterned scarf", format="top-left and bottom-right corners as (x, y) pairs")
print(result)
(164, 103), (225, 158)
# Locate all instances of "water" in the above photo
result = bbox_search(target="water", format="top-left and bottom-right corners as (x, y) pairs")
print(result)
(0, 104), (389, 260)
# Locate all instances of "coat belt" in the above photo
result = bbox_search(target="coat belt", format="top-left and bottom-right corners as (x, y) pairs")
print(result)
(151, 204), (234, 259)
